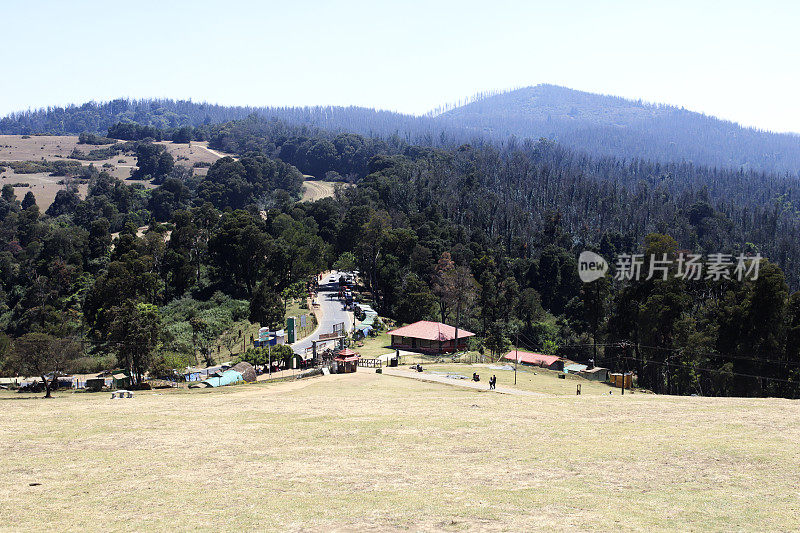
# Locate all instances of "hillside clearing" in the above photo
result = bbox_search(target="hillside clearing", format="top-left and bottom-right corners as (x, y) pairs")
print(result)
(0, 135), (223, 208)
(2, 373), (798, 531)
(301, 179), (342, 202)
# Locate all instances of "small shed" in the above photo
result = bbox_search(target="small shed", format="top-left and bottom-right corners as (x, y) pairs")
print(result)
(609, 372), (633, 389)
(580, 367), (609, 381)
(85, 378), (105, 392)
(112, 373), (130, 389)
(334, 348), (360, 373)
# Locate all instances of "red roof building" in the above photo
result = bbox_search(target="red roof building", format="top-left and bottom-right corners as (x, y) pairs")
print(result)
(387, 321), (475, 354)
(334, 348), (360, 373)
(502, 350), (563, 371)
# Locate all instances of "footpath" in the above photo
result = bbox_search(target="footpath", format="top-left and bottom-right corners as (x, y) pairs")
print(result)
(380, 368), (543, 396)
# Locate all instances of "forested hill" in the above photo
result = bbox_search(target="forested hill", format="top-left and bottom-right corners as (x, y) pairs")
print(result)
(436, 85), (800, 175)
(3, 85), (800, 174)
(0, 99), (433, 145)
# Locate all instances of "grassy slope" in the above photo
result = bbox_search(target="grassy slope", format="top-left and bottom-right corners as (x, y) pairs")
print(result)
(420, 363), (618, 395)
(0, 135), (220, 208)
(2, 373), (799, 531)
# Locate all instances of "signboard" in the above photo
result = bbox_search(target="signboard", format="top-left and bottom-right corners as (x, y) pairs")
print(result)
(300, 314), (307, 328)
(287, 318), (296, 344)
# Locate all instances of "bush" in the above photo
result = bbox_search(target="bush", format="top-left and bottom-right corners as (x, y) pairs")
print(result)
(71, 354), (117, 374)
(78, 132), (116, 145)
(0, 159), (83, 175)
(150, 351), (196, 377)
(161, 293), (250, 357)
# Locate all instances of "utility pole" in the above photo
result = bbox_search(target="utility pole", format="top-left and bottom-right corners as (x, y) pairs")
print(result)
(621, 343), (626, 395)
(593, 280), (600, 367)
(514, 331), (519, 385)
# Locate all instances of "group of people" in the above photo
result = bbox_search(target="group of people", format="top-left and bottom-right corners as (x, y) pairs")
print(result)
(474, 373), (499, 390)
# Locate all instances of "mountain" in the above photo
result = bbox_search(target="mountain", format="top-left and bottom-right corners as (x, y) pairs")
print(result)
(436, 85), (800, 174)
(2, 85), (800, 175)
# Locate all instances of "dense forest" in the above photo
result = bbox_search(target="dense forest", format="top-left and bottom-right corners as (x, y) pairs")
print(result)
(4, 85), (800, 174)
(1, 109), (799, 397)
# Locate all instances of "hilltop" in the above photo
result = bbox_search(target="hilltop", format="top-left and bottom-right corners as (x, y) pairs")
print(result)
(437, 84), (800, 173)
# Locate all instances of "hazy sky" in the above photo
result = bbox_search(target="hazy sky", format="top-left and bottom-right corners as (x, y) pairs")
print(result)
(1, 0), (798, 132)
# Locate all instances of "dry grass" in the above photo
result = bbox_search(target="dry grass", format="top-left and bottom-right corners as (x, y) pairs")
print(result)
(1, 372), (799, 531)
(419, 363), (618, 395)
(0, 136), (222, 208)
(301, 179), (342, 202)
(0, 176), (88, 209)
(353, 330), (393, 357)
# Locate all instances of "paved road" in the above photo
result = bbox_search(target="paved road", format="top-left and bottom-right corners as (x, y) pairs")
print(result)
(292, 270), (353, 355)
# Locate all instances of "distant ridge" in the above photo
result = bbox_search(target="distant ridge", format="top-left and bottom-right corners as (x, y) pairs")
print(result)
(2, 85), (800, 174)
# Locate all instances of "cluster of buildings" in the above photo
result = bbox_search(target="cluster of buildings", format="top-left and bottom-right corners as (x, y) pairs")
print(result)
(500, 350), (625, 384)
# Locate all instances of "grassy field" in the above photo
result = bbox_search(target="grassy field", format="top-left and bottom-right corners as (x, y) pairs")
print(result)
(2, 372), (798, 531)
(419, 363), (619, 395)
(352, 330), (393, 357)
(301, 179), (340, 202)
(0, 135), (221, 208)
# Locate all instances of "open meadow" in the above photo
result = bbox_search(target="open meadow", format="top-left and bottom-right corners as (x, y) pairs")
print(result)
(2, 371), (799, 532)
(0, 135), (221, 208)
(301, 178), (346, 202)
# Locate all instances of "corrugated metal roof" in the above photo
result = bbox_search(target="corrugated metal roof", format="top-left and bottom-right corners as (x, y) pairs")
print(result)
(581, 367), (608, 374)
(387, 321), (475, 341)
(564, 363), (588, 373)
(503, 351), (560, 366)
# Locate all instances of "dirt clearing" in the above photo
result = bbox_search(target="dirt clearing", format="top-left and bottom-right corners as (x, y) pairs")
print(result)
(302, 179), (344, 201)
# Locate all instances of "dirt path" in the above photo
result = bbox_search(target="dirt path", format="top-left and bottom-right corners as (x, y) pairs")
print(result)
(381, 368), (544, 396)
(195, 143), (230, 160)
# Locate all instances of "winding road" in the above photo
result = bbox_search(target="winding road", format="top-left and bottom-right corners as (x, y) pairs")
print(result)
(292, 270), (353, 355)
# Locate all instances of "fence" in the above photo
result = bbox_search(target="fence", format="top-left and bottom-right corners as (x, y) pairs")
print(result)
(357, 358), (382, 368)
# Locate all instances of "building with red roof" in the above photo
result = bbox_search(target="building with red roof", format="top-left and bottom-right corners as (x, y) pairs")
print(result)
(334, 348), (360, 373)
(502, 350), (564, 371)
(387, 321), (475, 353)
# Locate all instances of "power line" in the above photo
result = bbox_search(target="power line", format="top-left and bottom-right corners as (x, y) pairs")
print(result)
(618, 355), (800, 385)
(554, 341), (800, 367)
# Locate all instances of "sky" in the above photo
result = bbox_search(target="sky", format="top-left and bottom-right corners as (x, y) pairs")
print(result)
(1, 0), (798, 133)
